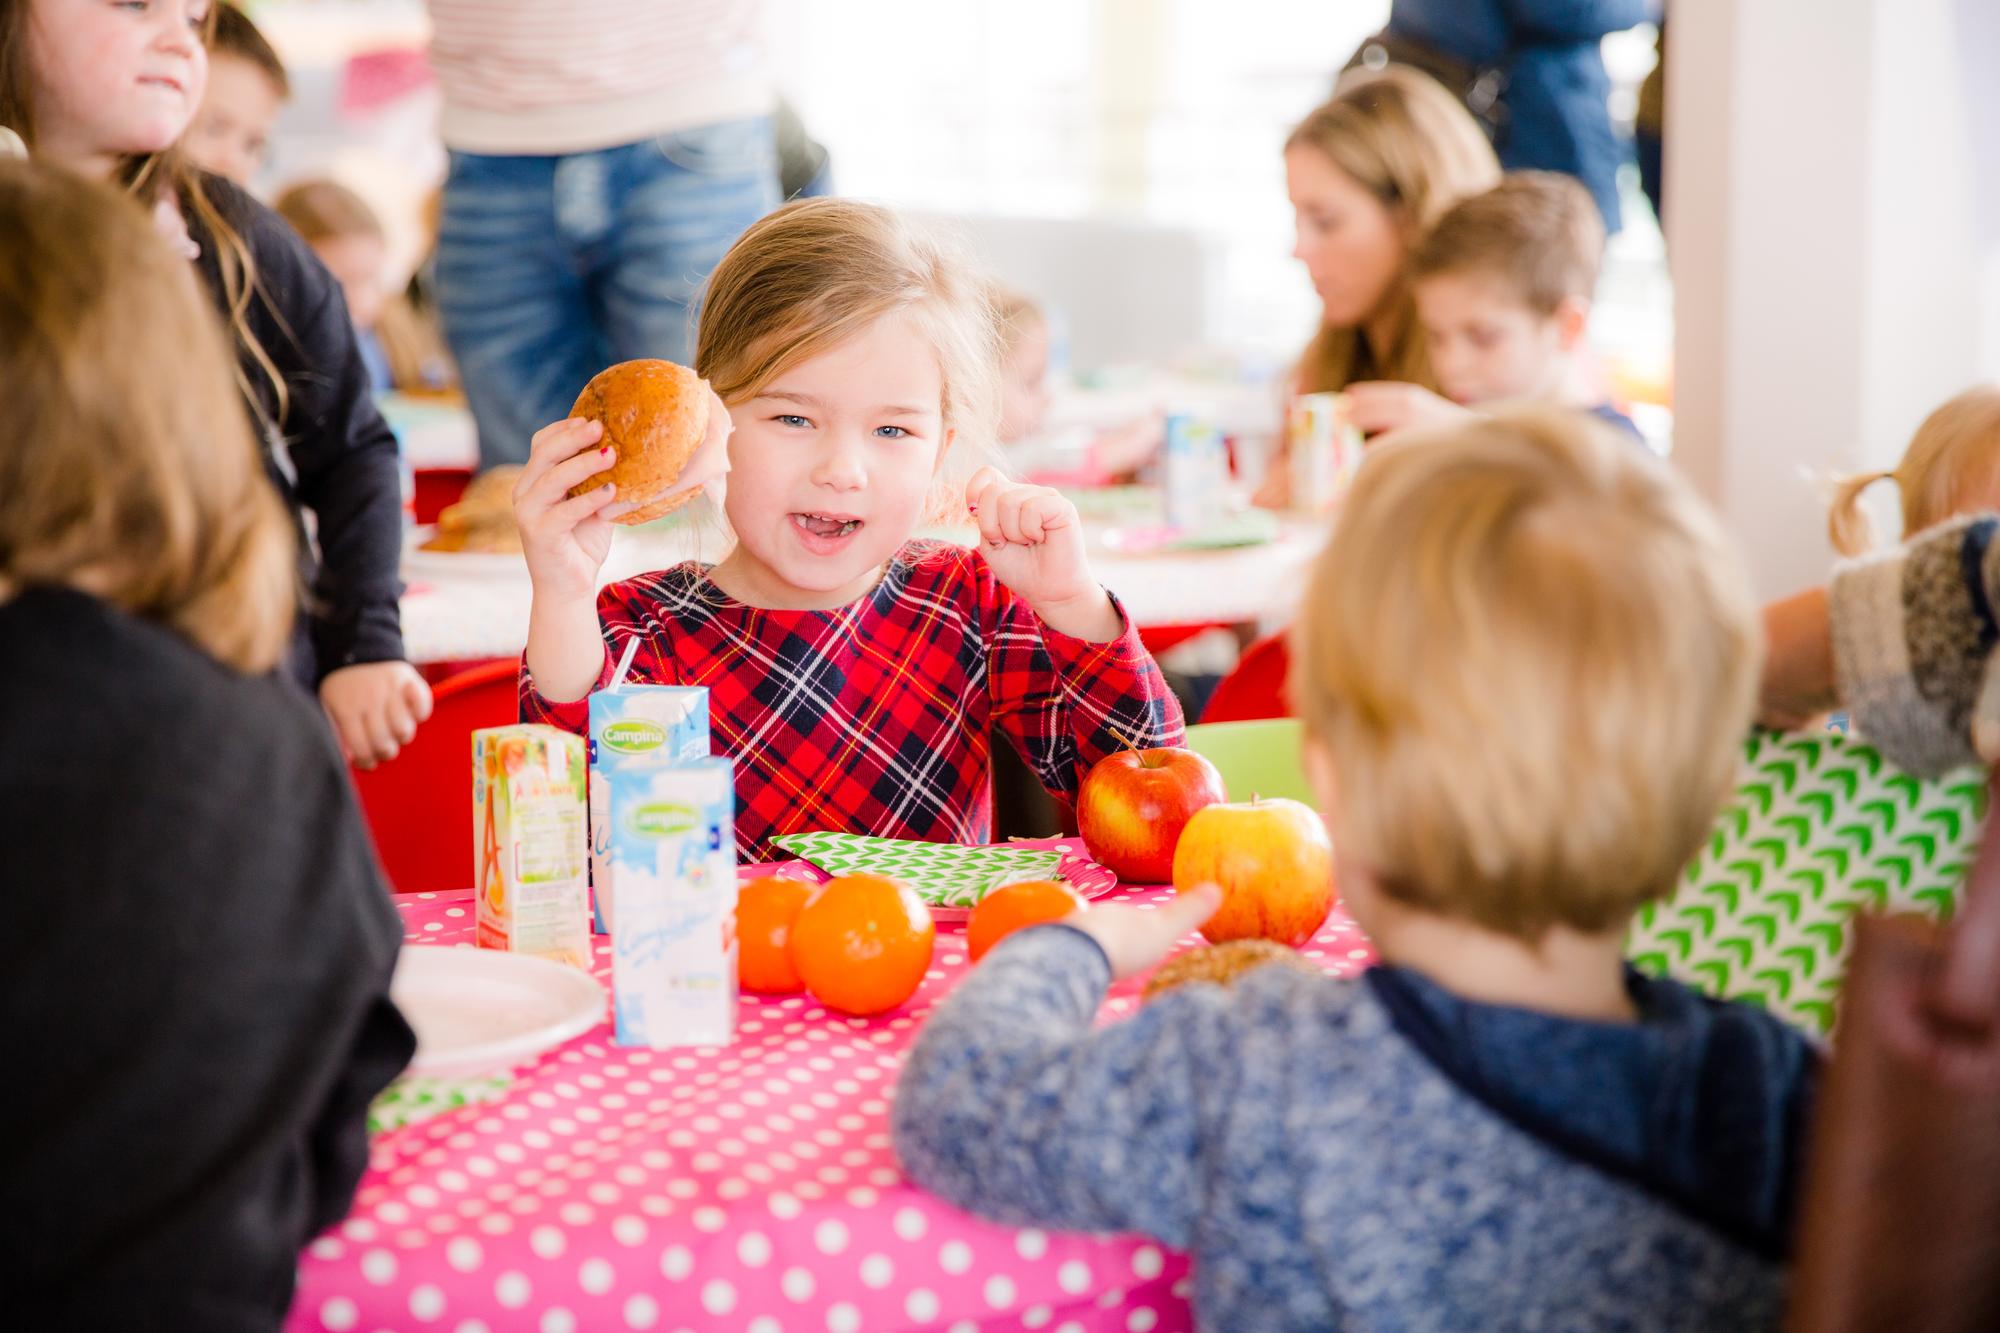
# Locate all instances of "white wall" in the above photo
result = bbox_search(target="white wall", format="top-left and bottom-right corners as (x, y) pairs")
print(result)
(1670, 0), (1992, 598)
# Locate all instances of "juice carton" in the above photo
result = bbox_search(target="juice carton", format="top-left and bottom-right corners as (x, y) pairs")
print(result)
(1162, 412), (1229, 532)
(588, 685), (710, 932)
(607, 758), (738, 1048)
(1288, 392), (1364, 515)
(471, 725), (591, 969)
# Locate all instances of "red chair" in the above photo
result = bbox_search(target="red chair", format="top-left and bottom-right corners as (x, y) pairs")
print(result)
(1199, 631), (1293, 723)
(351, 658), (520, 894)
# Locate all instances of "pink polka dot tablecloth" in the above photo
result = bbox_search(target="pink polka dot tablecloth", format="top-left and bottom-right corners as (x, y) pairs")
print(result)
(290, 874), (1376, 1333)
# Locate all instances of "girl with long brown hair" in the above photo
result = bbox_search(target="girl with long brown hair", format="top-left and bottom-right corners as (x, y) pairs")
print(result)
(0, 0), (430, 768)
(0, 156), (412, 1331)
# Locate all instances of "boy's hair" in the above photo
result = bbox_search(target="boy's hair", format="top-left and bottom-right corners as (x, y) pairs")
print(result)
(0, 160), (294, 673)
(213, 2), (290, 99)
(1293, 408), (1758, 939)
(1826, 385), (2000, 556)
(1410, 171), (1605, 315)
(273, 177), (383, 245)
(696, 198), (1000, 521)
(1289, 66), (1501, 394)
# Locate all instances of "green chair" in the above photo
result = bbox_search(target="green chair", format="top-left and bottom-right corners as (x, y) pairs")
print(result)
(1183, 718), (1317, 806)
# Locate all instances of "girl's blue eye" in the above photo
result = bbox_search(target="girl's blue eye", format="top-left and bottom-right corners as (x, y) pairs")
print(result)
(874, 425), (910, 439)
(774, 414), (810, 429)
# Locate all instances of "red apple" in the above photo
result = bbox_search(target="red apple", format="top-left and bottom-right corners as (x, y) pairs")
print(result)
(1077, 747), (1227, 883)
(1171, 798), (1335, 947)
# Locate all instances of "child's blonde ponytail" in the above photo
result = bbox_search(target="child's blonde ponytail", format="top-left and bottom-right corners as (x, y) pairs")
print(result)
(1826, 469), (1896, 557)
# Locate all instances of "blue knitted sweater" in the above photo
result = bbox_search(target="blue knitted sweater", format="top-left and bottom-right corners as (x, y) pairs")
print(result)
(893, 925), (1817, 1331)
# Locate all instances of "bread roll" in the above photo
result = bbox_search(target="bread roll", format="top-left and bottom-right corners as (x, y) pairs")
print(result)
(565, 359), (710, 525)
(1143, 938), (1324, 999)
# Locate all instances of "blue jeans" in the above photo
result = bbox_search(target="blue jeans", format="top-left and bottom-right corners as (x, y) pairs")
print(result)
(436, 116), (780, 469)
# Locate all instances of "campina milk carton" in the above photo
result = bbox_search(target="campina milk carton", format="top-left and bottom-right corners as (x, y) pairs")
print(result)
(588, 685), (710, 932)
(606, 758), (737, 1048)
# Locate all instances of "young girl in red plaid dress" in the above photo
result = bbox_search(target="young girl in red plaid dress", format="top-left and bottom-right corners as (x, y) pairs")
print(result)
(513, 199), (1183, 860)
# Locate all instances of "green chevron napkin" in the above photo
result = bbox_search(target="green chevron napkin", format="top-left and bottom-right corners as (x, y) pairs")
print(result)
(769, 832), (1064, 908)
(1628, 731), (1982, 1033)
(369, 1074), (513, 1135)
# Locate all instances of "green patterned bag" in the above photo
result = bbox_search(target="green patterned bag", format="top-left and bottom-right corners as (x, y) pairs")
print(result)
(1628, 731), (1983, 1033)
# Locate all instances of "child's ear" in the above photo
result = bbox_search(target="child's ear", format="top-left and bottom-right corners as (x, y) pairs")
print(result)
(1553, 296), (1591, 352)
(1302, 734), (1340, 824)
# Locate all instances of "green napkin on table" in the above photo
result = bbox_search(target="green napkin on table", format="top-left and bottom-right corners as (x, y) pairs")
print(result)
(770, 832), (1064, 908)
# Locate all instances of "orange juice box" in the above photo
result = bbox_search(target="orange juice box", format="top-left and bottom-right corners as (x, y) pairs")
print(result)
(607, 758), (737, 1048)
(471, 724), (591, 969)
(588, 685), (710, 933)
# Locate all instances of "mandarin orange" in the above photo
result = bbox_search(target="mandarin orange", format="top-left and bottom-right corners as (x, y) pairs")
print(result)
(965, 879), (1088, 962)
(735, 876), (814, 993)
(788, 874), (936, 1016)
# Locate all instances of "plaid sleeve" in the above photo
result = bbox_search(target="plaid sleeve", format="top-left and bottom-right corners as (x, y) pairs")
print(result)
(980, 555), (1185, 802)
(516, 580), (664, 735)
(1831, 514), (2000, 775)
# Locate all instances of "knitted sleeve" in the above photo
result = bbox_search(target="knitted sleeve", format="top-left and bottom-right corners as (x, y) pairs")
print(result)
(1830, 514), (2000, 775)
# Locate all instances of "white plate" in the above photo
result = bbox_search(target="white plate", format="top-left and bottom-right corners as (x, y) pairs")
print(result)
(401, 526), (528, 582)
(391, 945), (605, 1079)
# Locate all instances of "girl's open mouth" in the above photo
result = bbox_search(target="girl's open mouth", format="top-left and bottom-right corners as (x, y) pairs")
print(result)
(790, 512), (864, 553)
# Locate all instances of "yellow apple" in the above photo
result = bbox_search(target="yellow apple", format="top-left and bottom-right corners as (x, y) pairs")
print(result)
(1171, 798), (1335, 947)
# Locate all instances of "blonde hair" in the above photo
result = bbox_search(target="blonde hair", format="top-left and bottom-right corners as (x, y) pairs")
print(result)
(1288, 66), (1501, 394)
(1293, 407), (1758, 939)
(696, 198), (1000, 522)
(1410, 171), (1604, 315)
(989, 283), (1047, 359)
(0, 159), (294, 672)
(1827, 386), (2000, 556)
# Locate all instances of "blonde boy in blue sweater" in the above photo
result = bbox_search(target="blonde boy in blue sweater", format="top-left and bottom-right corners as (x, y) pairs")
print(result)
(894, 409), (1818, 1330)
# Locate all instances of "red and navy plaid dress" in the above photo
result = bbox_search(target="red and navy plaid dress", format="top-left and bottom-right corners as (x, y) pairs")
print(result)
(520, 540), (1184, 861)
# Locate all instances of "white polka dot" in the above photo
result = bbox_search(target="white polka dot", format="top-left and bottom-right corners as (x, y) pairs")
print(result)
(659, 1245), (693, 1281)
(622, 1294), (660, 1330)
(827, 1303), (862, 1333)
(361, 1248), (397, 1285)
(1015, 1228), (1048, 1260)
(530, 1226), (566, 1261)
(454, 1323), (491, 1333)
(736, 1231), (773, 1267)
(1131, 1244), (1165, 1279)
(540, 1311), (576, 1333)
(580, 1258), (615, 1295)
(748, 1321), (783, 1333)
(409, 1284), (446, 1321)
(985, 1273), (1020, 1309)
(859, 1253), (894, 1288)
(700, 1279), (736, 1315)
(1022, 1306), (1053, 1329)
(612, 1215), (648, 1246)
(1058, 1260), (1092, 1294)
(893, 1207), (928, 1242)
(1128, 1309), (1159, 1332)
(769, 1191), (803, 1219)
(320, 1297), (358, 1331)
(815, 1218), (849, 1254)
(495, 1271), (531, 1309)
(939, 1239), (974, 1274)
(446, 1238), (483, 1273)
(948, 1322), (980, 1333)
(844, 1186), (878, 1208)
(781, 1266), (816, 1302)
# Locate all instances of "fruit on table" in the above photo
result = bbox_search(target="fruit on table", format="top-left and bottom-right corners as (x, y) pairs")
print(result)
(1077, 747), (1227, 884)
(1171, 797), (1335, 947)
(966, 879), (1088, 962)
(735, 876), (814, 993)
(789, 874), (936, 1016)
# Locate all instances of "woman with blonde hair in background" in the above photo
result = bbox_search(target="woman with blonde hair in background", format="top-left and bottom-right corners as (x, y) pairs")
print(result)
(0, 159), (412, 1330)
(1261, 65), (1500, 503)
